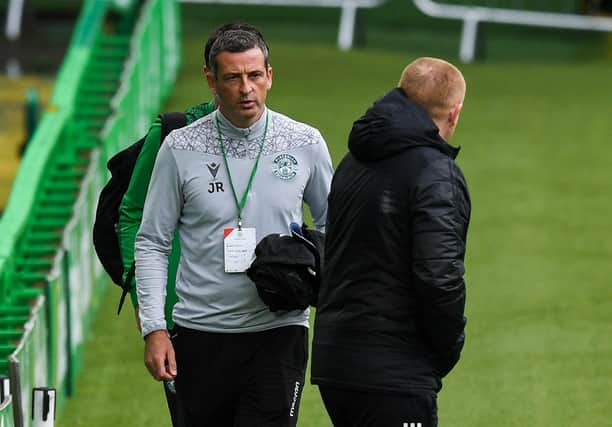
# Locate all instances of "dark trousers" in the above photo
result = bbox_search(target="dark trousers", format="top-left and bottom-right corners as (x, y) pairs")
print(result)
(318, 386), (438, 427)
(172, 325), (308, 427)
(164, 379), (184, 427)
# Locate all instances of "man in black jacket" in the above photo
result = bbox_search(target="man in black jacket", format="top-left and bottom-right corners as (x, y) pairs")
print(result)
(311, 57), (470, 427)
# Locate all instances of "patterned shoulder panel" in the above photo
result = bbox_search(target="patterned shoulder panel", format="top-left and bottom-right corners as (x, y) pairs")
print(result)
(166, 115), (222, 155)
(263, 112), (322, 156)
(165, 111), (323, 159)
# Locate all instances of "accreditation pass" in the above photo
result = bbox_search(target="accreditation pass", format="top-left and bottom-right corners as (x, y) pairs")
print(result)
(223, 228), (256, 273)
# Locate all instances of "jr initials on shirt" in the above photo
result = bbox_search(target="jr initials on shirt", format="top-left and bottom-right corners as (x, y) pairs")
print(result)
(208, 182), (224, 193)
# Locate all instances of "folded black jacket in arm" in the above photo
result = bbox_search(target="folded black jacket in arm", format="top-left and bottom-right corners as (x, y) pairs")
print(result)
(311, 88), (471, 394)
(247, 226), (324, 312)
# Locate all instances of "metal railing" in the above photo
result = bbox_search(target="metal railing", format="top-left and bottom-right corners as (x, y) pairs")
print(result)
(0, 0), (181, 424)
(413, 0), (612, 61)
(180, 0), (387, 50)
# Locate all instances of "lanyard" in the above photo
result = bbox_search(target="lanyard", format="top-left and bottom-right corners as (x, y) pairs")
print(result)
(215, 111), (269, 230)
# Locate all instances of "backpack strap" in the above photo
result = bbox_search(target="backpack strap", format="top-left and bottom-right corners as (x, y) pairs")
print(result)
(116, 111), (187, 316)
(117, 262), (136, 315)
(159, 112), (187, 144)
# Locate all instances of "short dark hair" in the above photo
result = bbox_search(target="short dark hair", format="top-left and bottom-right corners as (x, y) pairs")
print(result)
(203, 22), (266, 69)
(208, 29), (270, 77)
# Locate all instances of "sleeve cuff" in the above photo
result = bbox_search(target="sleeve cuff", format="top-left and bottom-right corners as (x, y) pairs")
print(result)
(141, 320), (167, 338)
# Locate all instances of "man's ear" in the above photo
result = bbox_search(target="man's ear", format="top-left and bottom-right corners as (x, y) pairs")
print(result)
(449, 102), (463, 127)
(266, 66), (273, 90)
(206, 68), (216, 94)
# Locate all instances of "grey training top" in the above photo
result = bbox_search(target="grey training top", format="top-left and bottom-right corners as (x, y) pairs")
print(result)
(135, 108), (333, 337)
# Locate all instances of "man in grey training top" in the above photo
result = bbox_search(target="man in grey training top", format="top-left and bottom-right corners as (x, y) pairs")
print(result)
(134, 25), (333, 426)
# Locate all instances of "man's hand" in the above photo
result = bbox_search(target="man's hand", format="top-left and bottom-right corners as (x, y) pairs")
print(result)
(144, 330), (177, 381)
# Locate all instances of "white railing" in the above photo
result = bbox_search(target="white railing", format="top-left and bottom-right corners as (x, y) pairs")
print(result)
(4, 0), (25, 40)
(180, 0), (386, 50)
(413, 0), (612, 62)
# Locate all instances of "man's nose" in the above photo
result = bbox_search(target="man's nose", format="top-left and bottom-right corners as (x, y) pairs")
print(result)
(239, 76), (252, 94)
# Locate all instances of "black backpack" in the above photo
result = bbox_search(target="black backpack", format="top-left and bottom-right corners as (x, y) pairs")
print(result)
(93, 112), (187, 314)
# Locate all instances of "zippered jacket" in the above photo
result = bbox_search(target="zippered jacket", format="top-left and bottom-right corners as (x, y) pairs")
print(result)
(135, 108), (333, 337)
(312, 88), (471, 394)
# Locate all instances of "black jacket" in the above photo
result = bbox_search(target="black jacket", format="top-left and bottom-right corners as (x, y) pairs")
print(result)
(247, 226), (324, 311)
(311, 88), (470, 394)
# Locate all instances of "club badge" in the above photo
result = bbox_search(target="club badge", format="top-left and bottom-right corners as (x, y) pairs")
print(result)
(272, 154), (298, 181)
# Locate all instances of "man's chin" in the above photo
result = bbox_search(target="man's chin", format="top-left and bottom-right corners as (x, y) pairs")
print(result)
(229, 110), (263, 127)
(240, 109), (263, 120)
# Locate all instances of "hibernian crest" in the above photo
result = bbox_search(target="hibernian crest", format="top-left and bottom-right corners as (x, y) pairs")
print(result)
(272, 154), (298, 180)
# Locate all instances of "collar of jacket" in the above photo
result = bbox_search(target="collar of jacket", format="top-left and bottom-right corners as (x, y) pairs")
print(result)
(215, 107), (268, 141)
(348, 88), (460, 162)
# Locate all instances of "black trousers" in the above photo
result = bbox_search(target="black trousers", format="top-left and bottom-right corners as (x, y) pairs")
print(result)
(164, 379), (184, 427)
(318, 386), (438, 427)
(172, 325), (308, 427)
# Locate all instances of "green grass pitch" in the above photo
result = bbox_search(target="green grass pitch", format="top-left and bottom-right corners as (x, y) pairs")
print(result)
(57, 3), (612, 426)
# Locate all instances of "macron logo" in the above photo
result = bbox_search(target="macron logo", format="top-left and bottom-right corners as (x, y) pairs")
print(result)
(289, 381), (301, 417)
